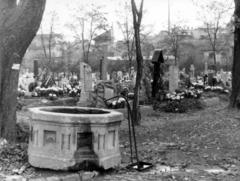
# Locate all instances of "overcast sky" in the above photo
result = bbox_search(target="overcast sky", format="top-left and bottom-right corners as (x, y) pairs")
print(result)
(41, 0), (233, 40)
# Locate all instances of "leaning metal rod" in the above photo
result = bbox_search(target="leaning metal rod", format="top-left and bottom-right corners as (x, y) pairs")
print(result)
(126, 101), (134, 163)
(129, 105), (139, 164)
(104, 95), (134, 163)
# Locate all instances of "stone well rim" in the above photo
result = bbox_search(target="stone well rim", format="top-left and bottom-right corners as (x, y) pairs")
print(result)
(28, 106), (123, 124)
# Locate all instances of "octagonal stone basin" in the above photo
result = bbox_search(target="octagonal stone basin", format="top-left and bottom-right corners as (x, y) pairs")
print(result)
(28, 106), (123, 170)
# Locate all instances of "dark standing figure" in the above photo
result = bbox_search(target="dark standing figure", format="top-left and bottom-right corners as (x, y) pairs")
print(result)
(33, 60), (39, 80)
(99, 56), (104, 80)
(186, 75), (191, 88)
(203, 74), (208, 86)
(151, 50), (164, 98)
(208, 72), (214, 86)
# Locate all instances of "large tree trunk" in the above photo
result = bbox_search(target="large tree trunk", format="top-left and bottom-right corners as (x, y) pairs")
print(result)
(230, 0), (240, 108)
(131, 0), (144, 125)
(132, 27), (143, 125)
(0, 0), (46, 141)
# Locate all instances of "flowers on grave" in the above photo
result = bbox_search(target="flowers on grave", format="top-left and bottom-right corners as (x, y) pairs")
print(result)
(30, 84), (81, 99)
(67, 86), (81, 97)
(191, 81), (205, 89)
(165, 89), (202, 101)
(17, 88), (26, 97)
(163, 101), (187, 113)
(158, 88), (203, 113)
(163, 98), (203, 113)
(0, 138), (7, 149)
(48, 93), (58, 100)
(34, 86), (64, 97)
(204, 86), (229, 94)
(106, 97), (126, 109)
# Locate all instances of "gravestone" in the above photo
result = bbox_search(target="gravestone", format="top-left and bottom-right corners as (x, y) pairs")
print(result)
(130, 67), (135, 80)
(33, 60), (39, 79)
(228, 72), (232, 87)
(111, 71), (118, 83)
(117, 71), (123, 81)
(204, 62), (208, 75)
(221, 71), (228, 87)
(130, 68), (136, 85)
(18, 71), (35, 92)
(104, 84), (115, 100)
(79, 62), (93, 104)
(208, 71), (214, 86)
(94, 81), (115, 108)
(58, 76), (69, 88)
(100, 57), (107, 80)
(125, 72), (130, 80)
(169, 65), (179, 92)
(107, 73), (110, 80)
(190, 64), (195, 79)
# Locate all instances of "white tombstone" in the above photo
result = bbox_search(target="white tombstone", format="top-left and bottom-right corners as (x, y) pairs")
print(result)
(58, 76), (69, 88)
(204, 62), (208, 75)
(79, 62), (93, 104)
(220, 70), (228, 86)
(18, 72), (35, 92)
(107, 73), (110, 80)
(169, 65), (179, 93)
(117, 71), (123, 80)
(80, 62), (93, 92)
(190, 64), (195, 78)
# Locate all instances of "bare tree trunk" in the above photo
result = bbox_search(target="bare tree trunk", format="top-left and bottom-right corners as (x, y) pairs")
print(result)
(0, 0), (46, 141)
(131, 0), (144, 125)
(213, 50), (217, 72)
(230, 0), (240, 108)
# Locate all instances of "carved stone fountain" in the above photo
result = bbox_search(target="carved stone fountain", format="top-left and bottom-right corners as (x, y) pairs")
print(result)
(28, 106), (123, 170)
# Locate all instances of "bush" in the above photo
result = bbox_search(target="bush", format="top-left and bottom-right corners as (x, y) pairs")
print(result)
(163, 101), (187, 113)
(157, 98), (203, 113)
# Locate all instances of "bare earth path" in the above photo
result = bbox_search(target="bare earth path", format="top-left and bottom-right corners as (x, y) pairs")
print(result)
(95, 99), (240, 181)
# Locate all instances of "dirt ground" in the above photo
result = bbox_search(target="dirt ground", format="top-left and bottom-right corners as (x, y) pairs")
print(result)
(96, 97), (240, 181)
(2, 96), (240, 181)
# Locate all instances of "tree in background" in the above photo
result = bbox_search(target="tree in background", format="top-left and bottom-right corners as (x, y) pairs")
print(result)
(116, 1), (135, 71)
(68, 4), (108, 64)
(40, 11), (63, 74)
(159, 25), (187, 65)
(0, 0), (46, 141)
(131, 0), (144, 125)
(230, 0), (240, 108)
(194, 0), (233, 71)
(59, 41), (80, 76)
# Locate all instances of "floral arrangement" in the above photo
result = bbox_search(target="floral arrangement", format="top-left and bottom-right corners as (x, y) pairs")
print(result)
(163, 98), (203, 113)
(165, 89), (202, 101)
(204, 86), (230, 94)
(17, 88), (26, 97)
(106, 97), (126, 109)
(153, 87), (203, 113)
(18, 84), (81, 99)
(34, 86), (64, 97)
